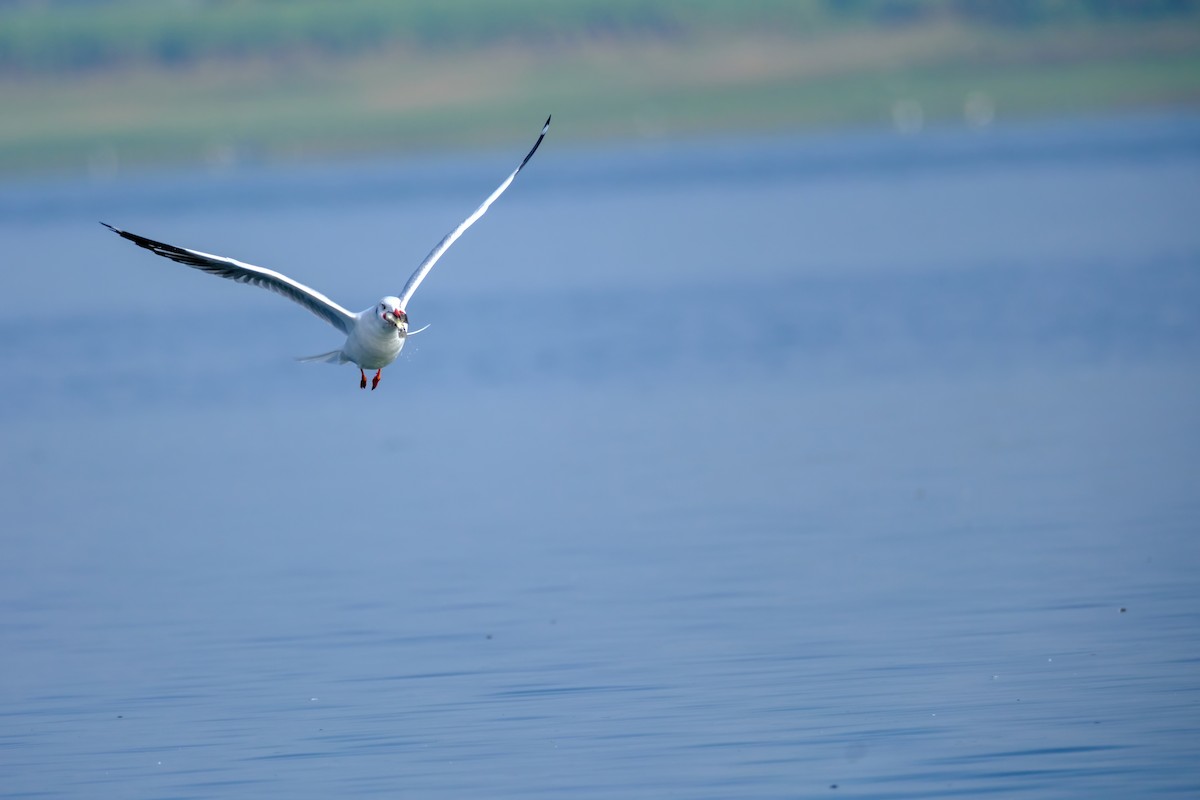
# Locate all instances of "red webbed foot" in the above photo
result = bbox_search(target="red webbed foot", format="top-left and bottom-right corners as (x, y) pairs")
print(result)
(359, 369), (367, 389)
(371, 369), (382, 391)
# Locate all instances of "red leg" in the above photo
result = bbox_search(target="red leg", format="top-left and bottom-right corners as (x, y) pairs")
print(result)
(371, 369), (382, 390)
(359, 369), (367, 389)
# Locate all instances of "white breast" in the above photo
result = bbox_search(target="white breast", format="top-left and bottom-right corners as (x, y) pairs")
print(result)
(343, 319), (406, 370)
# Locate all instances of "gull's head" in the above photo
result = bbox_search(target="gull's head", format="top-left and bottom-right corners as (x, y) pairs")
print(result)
(377, 296), (408, 333)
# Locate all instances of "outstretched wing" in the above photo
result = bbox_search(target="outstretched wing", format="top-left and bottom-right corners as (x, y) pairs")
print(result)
(101, 222), (357, 335)
(397, 115), (550, 311)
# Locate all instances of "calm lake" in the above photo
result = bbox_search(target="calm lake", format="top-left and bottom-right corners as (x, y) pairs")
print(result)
(1, 113), (1198, 798)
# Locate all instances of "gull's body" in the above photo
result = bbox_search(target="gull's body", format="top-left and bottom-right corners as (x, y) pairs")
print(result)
(337, 297), (408, 372)
(103, 116), (550, 390)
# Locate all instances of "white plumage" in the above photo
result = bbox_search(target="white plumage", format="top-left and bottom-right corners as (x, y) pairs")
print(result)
(103, 116), (550, 390)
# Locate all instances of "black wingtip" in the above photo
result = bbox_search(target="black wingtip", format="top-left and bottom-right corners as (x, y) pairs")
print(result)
(516, 116), (551, 173)
(100, 221), (117, 232)
(543, 114), (552, 131)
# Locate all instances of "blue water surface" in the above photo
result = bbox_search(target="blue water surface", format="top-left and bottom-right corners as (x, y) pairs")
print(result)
(1, 113), (1198, 798)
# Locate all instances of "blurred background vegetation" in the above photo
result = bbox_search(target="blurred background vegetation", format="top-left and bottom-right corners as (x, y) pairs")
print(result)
(1, 0), (1198, 176)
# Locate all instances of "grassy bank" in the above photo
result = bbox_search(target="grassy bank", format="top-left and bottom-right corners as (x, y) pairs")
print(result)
(1, 0), (1198, 176)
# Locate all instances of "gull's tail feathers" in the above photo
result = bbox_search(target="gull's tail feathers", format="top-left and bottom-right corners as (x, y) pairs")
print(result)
(296, 349), (346, 364)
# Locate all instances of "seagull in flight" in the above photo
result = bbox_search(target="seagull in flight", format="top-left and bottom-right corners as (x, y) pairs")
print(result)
(103, 116), (550, 390)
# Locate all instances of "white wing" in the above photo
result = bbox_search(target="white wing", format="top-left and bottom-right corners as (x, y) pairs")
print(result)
(397, 115), (550, 311)
(101, 222), (357, 335)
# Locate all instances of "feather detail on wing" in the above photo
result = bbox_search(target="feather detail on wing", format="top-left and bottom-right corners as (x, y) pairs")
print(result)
(101, 222), (357, 335)
(397, 115), (550, 311)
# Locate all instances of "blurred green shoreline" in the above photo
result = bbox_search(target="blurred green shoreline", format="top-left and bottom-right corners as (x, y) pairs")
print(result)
(1, 0), (1198, 178)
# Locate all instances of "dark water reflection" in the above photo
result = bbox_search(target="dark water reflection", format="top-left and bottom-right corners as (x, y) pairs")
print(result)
(1, 114), (1198, 798)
